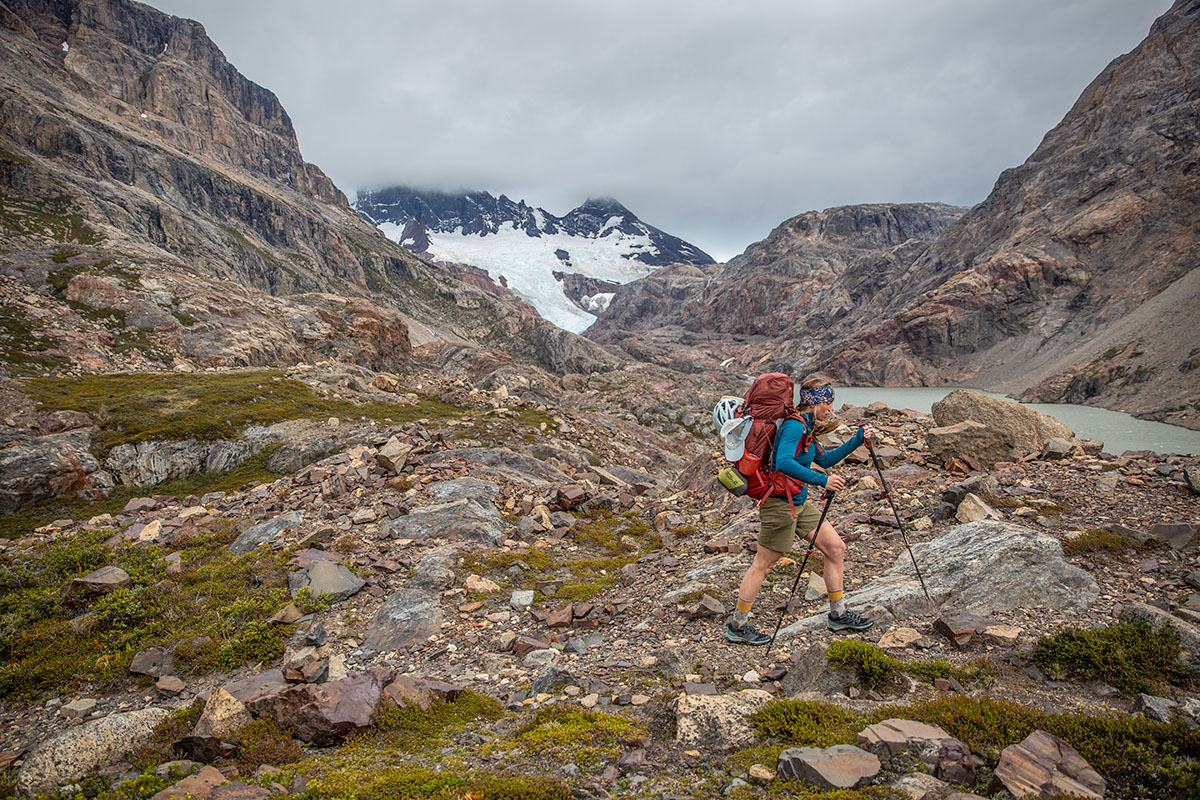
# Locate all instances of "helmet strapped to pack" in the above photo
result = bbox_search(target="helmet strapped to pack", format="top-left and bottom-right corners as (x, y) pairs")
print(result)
(712, 396), (742, 432)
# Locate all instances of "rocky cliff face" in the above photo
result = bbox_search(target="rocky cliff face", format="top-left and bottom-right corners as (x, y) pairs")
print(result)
(0, 0), (618, 378)
(816, 0), (1200, 428)
(591, 0), (1200, 429)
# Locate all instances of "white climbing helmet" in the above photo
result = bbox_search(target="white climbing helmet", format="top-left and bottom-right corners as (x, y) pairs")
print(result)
(712, 396), (743, 432)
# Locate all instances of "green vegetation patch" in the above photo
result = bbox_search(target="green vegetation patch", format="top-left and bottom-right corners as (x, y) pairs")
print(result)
(0, 303), (70, 376)
(509, 704), (645, 769)
(25, 370), (464, 457)
(294, 692), (560, 800)
(0, 193), (100, 244)
(739, 694), (1200, 800)
(1031, 620), (1196, 695)
(1064, 528), (1152, 557)
(0, 521), (295, 699)
(827, 641), (990, 688)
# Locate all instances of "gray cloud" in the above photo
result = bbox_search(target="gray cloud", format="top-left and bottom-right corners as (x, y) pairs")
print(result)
(149, 0), (1171, 261)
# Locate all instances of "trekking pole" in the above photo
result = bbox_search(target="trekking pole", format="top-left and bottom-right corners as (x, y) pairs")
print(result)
(866, 439), (932, 603)
(764, 490), (835, 657)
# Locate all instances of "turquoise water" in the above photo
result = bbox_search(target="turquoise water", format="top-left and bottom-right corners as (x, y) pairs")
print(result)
(832, 387), (1200, 456)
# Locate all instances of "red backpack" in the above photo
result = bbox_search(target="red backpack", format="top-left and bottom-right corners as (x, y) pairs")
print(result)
(733, 373), (815, 507)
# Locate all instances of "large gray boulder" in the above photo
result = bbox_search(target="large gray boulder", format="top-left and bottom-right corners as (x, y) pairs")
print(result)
(380, 498), (504, 545)
(926, 420), (1019, 469)
(288, 559), (365, 603)
(229, 511), (304, 556)
(780, 521), (1098, 636)
(1121, 601), (1200, 665)
(362, 588), (443, 651)
(105, 439), (208, 487)
(16, 707), (169, 796)
(932, 390), (1073, 455)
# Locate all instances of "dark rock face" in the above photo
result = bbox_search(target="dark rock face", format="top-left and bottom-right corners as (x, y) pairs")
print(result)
(354, 188), (715, 269)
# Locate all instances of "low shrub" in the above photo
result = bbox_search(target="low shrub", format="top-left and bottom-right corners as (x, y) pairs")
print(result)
(1032, 620), (1195, 695)
(826, 641), (989, 688)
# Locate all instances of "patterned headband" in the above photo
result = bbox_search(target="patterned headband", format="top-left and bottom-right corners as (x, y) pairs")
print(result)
(797, 385), (834, 405)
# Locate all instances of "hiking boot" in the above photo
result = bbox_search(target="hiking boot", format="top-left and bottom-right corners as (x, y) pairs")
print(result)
(725, 621), (772, 646)
(827, 609), (874, 632)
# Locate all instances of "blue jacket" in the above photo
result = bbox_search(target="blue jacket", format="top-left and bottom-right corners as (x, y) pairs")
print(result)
(773, 413), (865, 504)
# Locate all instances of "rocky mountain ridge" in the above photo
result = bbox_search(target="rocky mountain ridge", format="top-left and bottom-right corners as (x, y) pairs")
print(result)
(354, 188), (715, 269)
(590, 0), (1200, 430)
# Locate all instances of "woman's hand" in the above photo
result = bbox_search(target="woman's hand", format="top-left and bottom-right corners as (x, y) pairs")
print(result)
(825, 474), (847, 492)
(860, 425), (872, 448)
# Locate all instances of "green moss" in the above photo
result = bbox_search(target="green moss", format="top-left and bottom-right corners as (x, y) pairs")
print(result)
(0, 521), (296, 699)
(296, 692), (516, 799)
(460, 548), (553, 579)
(509, 704), (644, 769)
(1064, 528), (1149, 557)
(231, 717), (304, 774)
(1032, 621), (1196, 695)
(25, 371), (464, 458)
(826, 641), (989, 688)
(726, 783), (905, 800)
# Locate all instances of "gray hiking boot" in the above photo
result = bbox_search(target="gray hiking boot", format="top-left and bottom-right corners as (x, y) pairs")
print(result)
(725, 620), (772, 646)
(827, 609), (874, 632)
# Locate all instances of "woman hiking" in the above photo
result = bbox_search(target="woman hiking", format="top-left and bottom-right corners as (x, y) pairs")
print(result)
(724, 374), (874, 645)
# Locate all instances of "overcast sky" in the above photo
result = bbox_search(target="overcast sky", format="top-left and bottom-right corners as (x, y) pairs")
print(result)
(149, 0), (1171, 261)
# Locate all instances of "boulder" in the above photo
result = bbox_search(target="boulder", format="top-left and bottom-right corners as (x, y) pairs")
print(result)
(926, 420), (1018, 469)
(0, 429), (112, 512)
(70, 565), (132, 595)
(1186, 466), (1200, 496)
(17, 707), (169, 796)
(779, 521), (1097, 635)
(434, 447), (573, 484)
(1149, 522), (1200, 551)
(778, 643), (856, 697)
(248, 671), (385, 746)
(932, 390), (1073, 454)
(857, 718), (958, 759)
(955, 493), (999, 523)
(129, 646), (173, 678)
(192, 688), (252, 739)
(675, 689), (772, 750)
(148, 765), (226, 800)
(407, 546), (458, 591)
(287, 560), (365, 603)
(105, 439), (212, 487)
(430, 477), (500, 506)
(777, 744), (881, 790)
(362, 589), (442, 651)
(380, 499), (504, 545)
(1042, 437), (1075, 460)
(375, 436), (413, 473)
(229, 511), (304, 556)
(990, 730), (1105, 800)
(381, 676), (463, 710)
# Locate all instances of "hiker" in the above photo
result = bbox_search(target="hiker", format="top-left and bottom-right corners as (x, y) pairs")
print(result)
(725, 374), (874, 645)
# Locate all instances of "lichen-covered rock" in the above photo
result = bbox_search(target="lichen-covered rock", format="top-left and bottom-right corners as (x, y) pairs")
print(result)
(17, 707), (169, 796)
(777, 744), (881, 790)
(0, 429), (112, 512)
(675, 689), (772, 750)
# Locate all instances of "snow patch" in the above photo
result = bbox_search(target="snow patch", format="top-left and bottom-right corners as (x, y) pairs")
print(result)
(378, 220), (656, 332)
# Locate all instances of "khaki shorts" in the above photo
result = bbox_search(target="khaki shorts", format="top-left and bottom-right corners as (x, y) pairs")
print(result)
(758, 497), (822, 554)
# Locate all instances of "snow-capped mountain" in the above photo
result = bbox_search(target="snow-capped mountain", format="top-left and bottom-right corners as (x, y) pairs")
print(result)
(353, 187), (714, 332)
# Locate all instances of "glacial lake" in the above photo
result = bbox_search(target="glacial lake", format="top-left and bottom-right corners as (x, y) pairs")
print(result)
(834, 387), (1200, 456)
